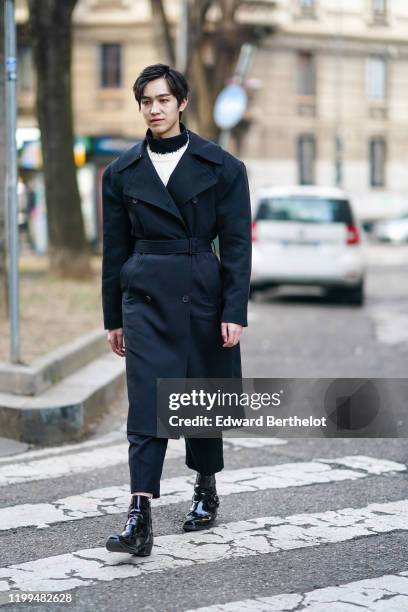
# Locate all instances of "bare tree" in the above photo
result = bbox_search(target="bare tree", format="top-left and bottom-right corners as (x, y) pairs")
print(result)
(0, 1), (8, 319)
(149, 0), (273, 140)
(150, 0), (175, 66)
(28, 0), (91, 278)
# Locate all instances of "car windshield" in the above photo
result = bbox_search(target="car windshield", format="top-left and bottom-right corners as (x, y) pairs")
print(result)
(255, 196), (353, 224)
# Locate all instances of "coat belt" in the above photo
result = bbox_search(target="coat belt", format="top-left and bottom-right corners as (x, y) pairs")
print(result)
(133, 238), (213, 255)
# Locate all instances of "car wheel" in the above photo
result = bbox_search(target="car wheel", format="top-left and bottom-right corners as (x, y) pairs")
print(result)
(325, 287), (343, 302)
(249, 285), (263, 299)
(343, 282), (365, 306)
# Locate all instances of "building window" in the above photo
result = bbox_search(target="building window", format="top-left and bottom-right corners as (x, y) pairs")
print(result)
(17, 44), (34, 92)
(100, 43), (122, 88)
(297, 134), (316, 185)
(300, 0), (316, 16)
(369, 137), (386, 187)
(296, 51), (316, 96)
(366, 56), (386, 100)
(372, 0), (387, 19)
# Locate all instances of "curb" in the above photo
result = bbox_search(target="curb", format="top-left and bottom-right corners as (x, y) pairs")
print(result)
(0, 353), (126, 446)
(0, 329), (108, 396)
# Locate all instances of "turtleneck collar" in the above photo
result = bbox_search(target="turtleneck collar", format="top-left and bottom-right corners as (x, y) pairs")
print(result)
(145, 121), (189, 154)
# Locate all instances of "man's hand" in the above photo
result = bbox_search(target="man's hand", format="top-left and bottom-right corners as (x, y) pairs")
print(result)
(221, 322), (243, 348)
(107, 328), (126, 357)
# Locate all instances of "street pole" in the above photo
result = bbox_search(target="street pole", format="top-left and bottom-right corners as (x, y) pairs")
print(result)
(4, 0), (21, 363)
(334, 0), (343, 187)
(176, 0), (188, 74)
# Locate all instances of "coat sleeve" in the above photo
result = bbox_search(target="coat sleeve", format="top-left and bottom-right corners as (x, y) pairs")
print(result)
(101, 163), (133, 330)
(216, 159), (252, 327)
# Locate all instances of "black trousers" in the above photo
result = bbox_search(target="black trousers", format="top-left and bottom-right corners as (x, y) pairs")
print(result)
(128, 433), (224, 499)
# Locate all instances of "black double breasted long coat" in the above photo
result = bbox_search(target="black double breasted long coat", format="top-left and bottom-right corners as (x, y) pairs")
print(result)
(102, 129), (252, 437)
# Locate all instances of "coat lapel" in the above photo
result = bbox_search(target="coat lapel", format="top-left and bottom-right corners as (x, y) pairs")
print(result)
(166, 147), (218, 207)
(113, 130), (223, 229)
(116, 142), (186, 228)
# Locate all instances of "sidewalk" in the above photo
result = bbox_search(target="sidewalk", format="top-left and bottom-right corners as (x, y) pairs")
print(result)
(0, 254), (102, 364)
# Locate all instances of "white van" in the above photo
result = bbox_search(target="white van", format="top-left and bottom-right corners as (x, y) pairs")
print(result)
(251, 186), (366, 305)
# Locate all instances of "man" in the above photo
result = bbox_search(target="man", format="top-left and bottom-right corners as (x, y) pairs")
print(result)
(102, 63), (251, 556)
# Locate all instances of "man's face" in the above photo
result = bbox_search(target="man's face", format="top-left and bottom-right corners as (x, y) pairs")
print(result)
(140, 77), (188, 138)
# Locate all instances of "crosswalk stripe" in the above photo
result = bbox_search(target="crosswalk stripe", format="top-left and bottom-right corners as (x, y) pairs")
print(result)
(0, 456), (404, 531)
(183, 572), (408, 611)
(223, 437), (287, 449)
(0, 429), (126, 465)
(0, 437), (286, 487)
(1, 498), (407, 593)
(0, 433), (286, 467)
(0, 443), (129, 487)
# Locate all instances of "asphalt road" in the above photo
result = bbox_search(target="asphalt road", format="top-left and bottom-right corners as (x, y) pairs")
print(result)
(0, 243), (407, 612)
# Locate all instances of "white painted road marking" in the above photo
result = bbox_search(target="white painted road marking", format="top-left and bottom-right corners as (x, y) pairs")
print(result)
(0, 428), (126, 465)
(1, 498), (407, 593)
(0, 456), (404, 531)
(223, 437), (286, 449)
(183, 572), (408, 611)
(0, 437), (286, 487)
(367, 244), (408, 267)
(369, 303), (408, 346)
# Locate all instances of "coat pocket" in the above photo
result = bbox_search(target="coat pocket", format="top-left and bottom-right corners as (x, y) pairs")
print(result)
(119, 253), (141, 292)
(122, 290), (148, 304)
(194, 253), (222, 306)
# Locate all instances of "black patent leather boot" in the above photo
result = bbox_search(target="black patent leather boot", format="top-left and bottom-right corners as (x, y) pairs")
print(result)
(106, 495), (153, 556)
(182, 473), (220, 532)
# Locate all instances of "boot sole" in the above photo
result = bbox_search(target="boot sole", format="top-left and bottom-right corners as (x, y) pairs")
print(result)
(105, 536), (153, 556)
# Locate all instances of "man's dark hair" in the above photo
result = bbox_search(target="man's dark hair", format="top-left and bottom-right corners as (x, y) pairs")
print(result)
(133, 63), (189, 119)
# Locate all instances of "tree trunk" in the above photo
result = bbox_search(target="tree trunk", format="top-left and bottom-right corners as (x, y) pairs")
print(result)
(150, 0), (175, 66)
(28, 0), (91, 279)
(148, 0), (245, 140)
(0, 1), (8, 318)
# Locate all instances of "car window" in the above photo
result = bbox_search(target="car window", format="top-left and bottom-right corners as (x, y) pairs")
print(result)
(255, 197), (353, 224)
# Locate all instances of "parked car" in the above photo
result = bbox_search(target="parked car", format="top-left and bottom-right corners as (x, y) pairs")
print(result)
(251, 186), (366, 305)
(373, 214), (408, 243)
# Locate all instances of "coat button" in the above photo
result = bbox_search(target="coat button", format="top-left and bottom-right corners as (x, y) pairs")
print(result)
(182, 295), (190, 303)
(191, 197), (198, 204)
(144, 295), (152, 303)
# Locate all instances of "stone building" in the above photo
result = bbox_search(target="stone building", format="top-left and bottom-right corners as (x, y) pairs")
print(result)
(243, 0), (408, 220)
(15, 0), (408, 230)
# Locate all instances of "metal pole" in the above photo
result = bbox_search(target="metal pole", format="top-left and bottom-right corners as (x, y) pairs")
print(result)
(334, 0), (343, 187)
(218, 44), (255, 150)
(175, 0), (188, 73)
(4, 0), (20, 363)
